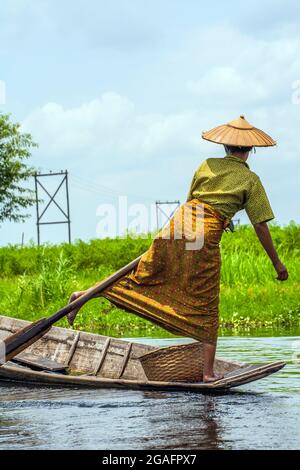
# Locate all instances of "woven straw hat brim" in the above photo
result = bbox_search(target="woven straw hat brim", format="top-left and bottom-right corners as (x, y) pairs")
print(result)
(202, 117), (276, 147)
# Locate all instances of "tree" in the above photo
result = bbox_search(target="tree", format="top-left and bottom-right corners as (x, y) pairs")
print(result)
(0, 113), (37, 224)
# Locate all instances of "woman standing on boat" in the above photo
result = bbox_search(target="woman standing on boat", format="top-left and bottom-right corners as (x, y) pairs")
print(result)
(68, 116), (288, 383)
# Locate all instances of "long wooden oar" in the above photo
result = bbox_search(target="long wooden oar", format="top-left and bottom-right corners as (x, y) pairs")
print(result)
(1, 255), (143, 366)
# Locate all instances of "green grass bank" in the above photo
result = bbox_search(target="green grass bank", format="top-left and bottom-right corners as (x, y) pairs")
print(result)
(0, 223), (299, 337)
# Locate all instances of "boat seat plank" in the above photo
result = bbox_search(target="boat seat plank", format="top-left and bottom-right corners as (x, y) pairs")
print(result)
(13, 353), (67, 373)
(65, 332), (80, 367)
(118, 342), (133, 379)
(93, 337), (111, 376)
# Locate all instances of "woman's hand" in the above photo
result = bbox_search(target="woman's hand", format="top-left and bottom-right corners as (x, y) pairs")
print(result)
(273, 260), (288, 281)
(254, 223), (288, 281)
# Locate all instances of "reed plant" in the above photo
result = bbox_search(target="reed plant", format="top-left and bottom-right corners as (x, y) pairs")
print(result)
(0, 223), (299, 336)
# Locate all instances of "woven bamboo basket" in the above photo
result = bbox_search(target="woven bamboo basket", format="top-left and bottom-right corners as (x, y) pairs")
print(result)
(139, 342), (203, 383)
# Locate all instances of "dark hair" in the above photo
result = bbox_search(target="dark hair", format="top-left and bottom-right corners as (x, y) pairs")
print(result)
(224, 145), (253, 154)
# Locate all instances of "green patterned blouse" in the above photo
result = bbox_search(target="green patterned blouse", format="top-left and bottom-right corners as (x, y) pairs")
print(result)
(187, 155), (274, 225)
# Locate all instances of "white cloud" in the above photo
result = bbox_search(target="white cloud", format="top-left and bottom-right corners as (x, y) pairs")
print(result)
(174, 24), (300, 110)
(22, 92), (203, 174)
(20, 85), (300, 242)
(187, 66), (268, 104)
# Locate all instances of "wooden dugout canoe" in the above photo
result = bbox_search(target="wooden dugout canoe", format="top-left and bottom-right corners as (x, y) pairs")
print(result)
(0, 316), (285, 392)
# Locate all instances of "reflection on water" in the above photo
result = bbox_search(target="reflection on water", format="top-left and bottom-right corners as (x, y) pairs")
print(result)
(0, 334), (299, 450)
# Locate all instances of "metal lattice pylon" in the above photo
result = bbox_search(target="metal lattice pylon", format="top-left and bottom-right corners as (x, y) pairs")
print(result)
(155, 200), (181, 230)
(34, 170), (71, 245)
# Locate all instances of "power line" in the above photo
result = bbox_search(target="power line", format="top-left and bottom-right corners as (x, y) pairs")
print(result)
(38, 165), (169, 203)
(69, 172), (154, 202)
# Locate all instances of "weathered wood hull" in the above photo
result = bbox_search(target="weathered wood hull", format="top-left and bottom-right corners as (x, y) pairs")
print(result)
(0, 361), (286, 392)
(0, 316), (285, 392)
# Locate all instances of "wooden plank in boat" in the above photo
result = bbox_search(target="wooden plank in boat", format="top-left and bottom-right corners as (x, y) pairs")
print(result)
(118, 342), (133, 378)
(92, 337), (111, 376)
(222, 363), (266, 379)
(12, 353), (67, 373)
(64, 331), (80, 367)
(207, 361), (286, 388)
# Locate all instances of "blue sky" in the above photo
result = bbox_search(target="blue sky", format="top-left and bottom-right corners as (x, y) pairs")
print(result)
(1, 0), (300, 245)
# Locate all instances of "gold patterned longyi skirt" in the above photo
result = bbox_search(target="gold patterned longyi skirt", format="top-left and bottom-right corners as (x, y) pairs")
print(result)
(102, 199), (228, 344)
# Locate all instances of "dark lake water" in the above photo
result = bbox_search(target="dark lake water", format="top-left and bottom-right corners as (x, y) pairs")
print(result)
(0, 333), (299, 450)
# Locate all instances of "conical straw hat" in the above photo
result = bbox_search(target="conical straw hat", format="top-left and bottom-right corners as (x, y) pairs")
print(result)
(202, 115), (276, 147)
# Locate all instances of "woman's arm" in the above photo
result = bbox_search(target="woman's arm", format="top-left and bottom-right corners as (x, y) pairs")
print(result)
(254, 222), (288, 281)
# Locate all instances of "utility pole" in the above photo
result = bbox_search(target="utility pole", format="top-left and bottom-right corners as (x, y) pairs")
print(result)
(233, 218), (241, 225)
(34, 170), (71, 245)
(155, 200), (181, 229)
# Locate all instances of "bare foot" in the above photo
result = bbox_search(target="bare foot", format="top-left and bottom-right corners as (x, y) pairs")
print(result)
(67, 291), (85, 326)
(203, 373), (224, 383)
